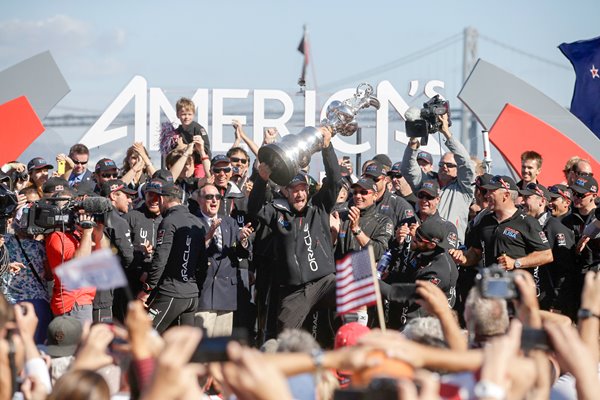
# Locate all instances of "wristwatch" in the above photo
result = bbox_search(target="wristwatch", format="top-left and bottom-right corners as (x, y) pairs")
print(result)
(473, 380), (506, 400)
(310, 348), (325, 369)
(514, 259), (522, 269)
(578, 308), (600, 320)
(352, 228), (362, 236)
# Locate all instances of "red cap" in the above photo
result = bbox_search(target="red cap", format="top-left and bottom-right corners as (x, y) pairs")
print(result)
(334, 322), (370, 349)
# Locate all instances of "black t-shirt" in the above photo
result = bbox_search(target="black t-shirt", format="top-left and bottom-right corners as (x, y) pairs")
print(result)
(471, 209), (550, 268)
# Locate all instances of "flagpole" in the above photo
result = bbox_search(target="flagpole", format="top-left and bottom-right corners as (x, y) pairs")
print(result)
(368, 246), (386, 332)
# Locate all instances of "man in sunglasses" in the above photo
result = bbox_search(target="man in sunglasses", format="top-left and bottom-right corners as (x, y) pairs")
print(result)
(401, 114), (475, 244)
(387, 162), (417, 209)
(563, 176), (599, 276)
(520, 183), (575, 312)
(211, 155), (247, 226)
(333, 177), (394, 262)
(362, 161), (414, 232)
(194, 183), (252, 337)
(248, 126), (341, 332)
(381, 216), (458, 326)
(449, 175), (552, 273)
(93, 158), (119, 194)
(66, 143), (93, 187)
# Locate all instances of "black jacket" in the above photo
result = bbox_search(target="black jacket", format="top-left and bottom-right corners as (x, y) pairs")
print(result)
(248, 145), (341, 286)
(146, 204), (206, 298)
(376, 188), (415, 229)
(334, 204), (394, 262)
(125, 204), (163, 274)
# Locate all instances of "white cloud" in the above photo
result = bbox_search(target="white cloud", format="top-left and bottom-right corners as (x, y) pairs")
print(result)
(0, 15), (126, 67)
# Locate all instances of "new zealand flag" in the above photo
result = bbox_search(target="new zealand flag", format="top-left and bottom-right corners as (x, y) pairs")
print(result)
(559, 36), (600, 139)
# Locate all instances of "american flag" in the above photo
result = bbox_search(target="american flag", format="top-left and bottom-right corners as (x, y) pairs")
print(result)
(336, 249), (377, 314)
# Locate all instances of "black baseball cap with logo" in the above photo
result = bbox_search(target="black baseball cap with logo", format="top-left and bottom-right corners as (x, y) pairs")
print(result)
(363, 162), (386, 179)
(287, 173), (310, 188)
(45, 316), (83, 357)
(482, 175), (518, 191)
(416, 217), (457, 250)
(518, 182), (551, 201)
(570, 175), (598, 194)
(418, 180), (440, 197)
(548, 184), (572, 201)
(27, 157), (53, 172)
(42, 177), (69, 194)
(351, 177), (377, 192)
(100, 179), (137, 197)
(95, 158), (118, 173)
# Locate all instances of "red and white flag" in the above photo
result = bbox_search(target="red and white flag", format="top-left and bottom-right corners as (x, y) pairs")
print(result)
(336, 249), (377, 314)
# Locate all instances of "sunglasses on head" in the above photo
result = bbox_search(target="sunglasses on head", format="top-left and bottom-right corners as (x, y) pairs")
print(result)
(548, 185), (570, 200)
(212, 167), (232, 174)
(203, 194), (223, 201)
(438, 161), (457, 168)
(229, 157), (248, 164)
(417, 192), (436, 200)
(526, 183), (545, 198)
(73, 160), (88, 165)
(101, 172), (118, 178)
(352, 189), (372, 196)
(489, 175), (511, 191)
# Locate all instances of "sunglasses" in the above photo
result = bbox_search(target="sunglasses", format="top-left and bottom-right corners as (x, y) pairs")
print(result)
(101, 172), (119, 178)
(203, 194), (223, 201)
(73, 160), (88, 165)
(212, 167), (232, 174)
(575, 171), (593, 177)
(390, 174), (403, 179)
(352, 189), (372, 196)
(548, 185), (571, 200)
(229, 157), (248, 164)
(438, 162), (457, 168)
(489, 175), (511, 191)
(417, 192), (436, 200)
(573, 191), (592, 199)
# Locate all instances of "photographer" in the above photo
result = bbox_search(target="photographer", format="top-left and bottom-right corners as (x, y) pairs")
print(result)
(401, 113), (475, 244)
(44, 187), (97, 324)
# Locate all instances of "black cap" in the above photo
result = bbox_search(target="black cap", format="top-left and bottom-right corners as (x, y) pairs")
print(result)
(211, 154), (230, 165)
(518, 182), (551, 200)
(145, 178), (167, 194)
(482, 175), (518, 191)
(363, 162), (386, 178)
(570, 175), (598, 194)
(351, 177), (377, 192)
(94, 158), (118, 173)
(474, 173), (493, 188)
(418, 180), (440, 197)
(100, 179), (137, 197)
(416, 151), (433, 165)
(42, 177), (69, 194)
(287, 172), (310, 187)
(152, 168), (174, 183)
(46, 316), (83, 357)
(157, 182), (183, 197)
(548, 184), (572, 201)
(416, 218), (457, 250)
(74, 181), (96, 196)
(27, 157), (53, 172)
(388, 162), (402, 177)
(372, 154), (392, 169)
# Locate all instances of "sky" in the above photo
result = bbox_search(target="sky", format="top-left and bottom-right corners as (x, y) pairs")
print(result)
(0, 0), (598, 171)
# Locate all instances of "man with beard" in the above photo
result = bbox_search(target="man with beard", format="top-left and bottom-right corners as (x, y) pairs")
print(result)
(248, 126), (341, 331)
(520, 183), (575, 311)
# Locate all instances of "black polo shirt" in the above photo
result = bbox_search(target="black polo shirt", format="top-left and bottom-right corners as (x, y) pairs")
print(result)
(471, 209), (550, 268)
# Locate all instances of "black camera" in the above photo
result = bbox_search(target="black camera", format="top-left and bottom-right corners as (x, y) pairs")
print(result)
(476, 265), (518, 300)
(23, 196), (112, 235)
(405, 95), (451, 146)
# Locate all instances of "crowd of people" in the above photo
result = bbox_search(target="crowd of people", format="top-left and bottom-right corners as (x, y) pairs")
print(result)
(0, 96), (599, 399)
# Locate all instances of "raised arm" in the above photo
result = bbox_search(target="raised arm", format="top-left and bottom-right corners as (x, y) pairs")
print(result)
(400, 138), (427, 191)
(440, 114), (475, 194)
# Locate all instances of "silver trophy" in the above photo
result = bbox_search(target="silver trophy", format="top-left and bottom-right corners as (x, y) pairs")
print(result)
(258, 83), (380, 185)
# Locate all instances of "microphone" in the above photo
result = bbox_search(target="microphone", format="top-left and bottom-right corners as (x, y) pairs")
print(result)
(404, 107), (421, 122)
(79, 197), (113, 214)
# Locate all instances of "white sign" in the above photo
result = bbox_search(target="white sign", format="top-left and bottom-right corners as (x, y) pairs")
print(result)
(55, 249), (127, 290)
(80, 77), (445, 156)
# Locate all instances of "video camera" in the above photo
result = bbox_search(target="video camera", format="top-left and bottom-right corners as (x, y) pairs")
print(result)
(404, 95), (451, 146)
(476, 265), (519, 300)
(23, 196), (112, 235)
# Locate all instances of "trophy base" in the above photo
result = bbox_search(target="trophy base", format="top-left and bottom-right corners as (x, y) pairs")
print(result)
(258, 145), (298, 186)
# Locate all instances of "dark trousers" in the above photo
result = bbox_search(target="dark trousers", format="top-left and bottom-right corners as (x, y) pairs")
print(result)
(147, 295), (199, 334)
(277, 273), (336, 331)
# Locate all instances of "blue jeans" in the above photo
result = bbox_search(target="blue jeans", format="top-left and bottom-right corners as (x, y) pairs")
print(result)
(18, 298), (51, 344)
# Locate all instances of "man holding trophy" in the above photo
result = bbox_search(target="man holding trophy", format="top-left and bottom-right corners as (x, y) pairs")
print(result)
(248, 84), (380, 331)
